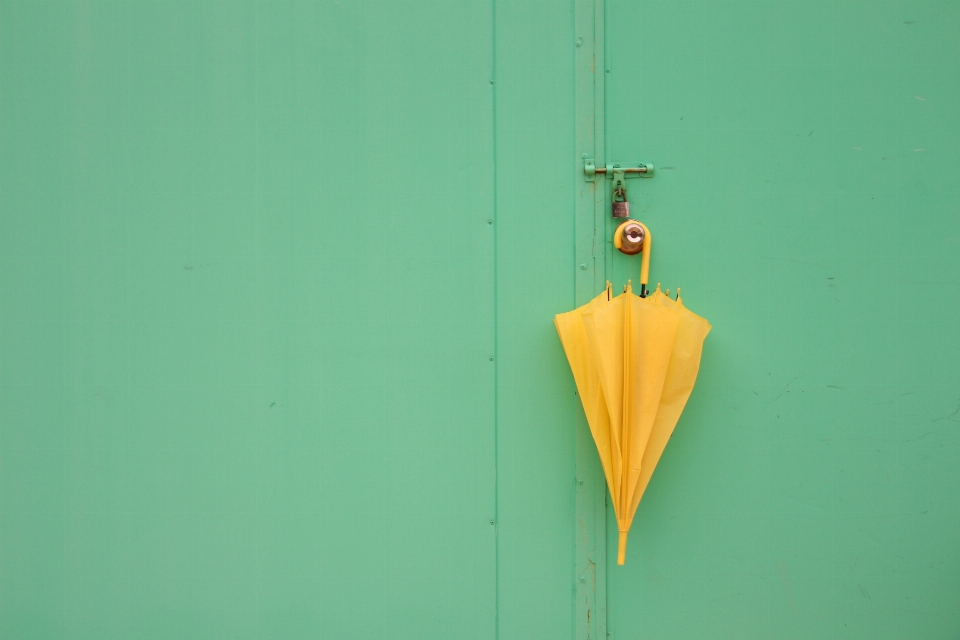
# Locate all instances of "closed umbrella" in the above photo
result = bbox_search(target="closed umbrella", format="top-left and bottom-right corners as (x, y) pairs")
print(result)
(555, 222), (711, 564)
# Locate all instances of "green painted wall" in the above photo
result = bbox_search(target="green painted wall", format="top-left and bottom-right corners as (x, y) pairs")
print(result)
(603, 1), (960, 638)
(1, 1), (958, 639)
(0, 1), (582, 638)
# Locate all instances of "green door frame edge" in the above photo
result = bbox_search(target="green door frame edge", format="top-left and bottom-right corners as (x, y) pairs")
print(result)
(574, 0), (607, 638)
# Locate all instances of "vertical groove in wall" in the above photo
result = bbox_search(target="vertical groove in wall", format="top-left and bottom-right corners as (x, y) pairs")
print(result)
(574, 0), (607, 638)
(600, 0), (613, 288)
(491, 0), (500, 637)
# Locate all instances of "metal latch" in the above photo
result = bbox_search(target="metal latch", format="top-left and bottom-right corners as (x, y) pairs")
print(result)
(583, 159), (654, 182)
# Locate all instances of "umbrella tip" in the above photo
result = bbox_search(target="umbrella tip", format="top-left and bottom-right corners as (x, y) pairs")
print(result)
(617, 531), (628, 565)
(676, 287), (682, 302)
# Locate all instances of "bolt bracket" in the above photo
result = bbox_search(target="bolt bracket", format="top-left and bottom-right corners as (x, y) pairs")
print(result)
(583, 158), (654, 182)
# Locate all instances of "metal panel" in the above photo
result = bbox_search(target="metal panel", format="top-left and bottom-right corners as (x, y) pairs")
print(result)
(603, 1), (960, 638)
(493, 0), (592, 637)
(0, 2), (498, 637)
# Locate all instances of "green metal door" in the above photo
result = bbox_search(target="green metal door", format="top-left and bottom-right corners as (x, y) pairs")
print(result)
(599, 1), (960, 638)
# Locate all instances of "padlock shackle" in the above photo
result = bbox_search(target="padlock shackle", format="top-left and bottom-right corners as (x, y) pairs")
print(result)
(613, 220), (652, 291)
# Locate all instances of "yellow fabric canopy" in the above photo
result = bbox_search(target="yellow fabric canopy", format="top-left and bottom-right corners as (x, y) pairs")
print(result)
(555, 282), (710, 564)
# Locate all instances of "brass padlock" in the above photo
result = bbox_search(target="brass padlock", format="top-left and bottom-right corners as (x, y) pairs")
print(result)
(611, 183), (629, 218)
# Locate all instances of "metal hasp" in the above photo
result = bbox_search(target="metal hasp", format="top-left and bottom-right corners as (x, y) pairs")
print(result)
(611, 170), (630, 218)
(583, 159), (655, 181)
(584, 158), (654, 218)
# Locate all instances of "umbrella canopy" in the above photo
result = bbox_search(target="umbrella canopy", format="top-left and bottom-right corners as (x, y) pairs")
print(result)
(555, 223), (711, 564)
(555, 283), (619, 497)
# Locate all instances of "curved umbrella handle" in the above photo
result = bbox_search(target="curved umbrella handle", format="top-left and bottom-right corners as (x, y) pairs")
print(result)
(613, 220), (652, 296)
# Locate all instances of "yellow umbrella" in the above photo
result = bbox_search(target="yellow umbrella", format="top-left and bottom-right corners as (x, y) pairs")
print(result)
(554, 282), (620, 497)
(555, 221), (711, 565)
